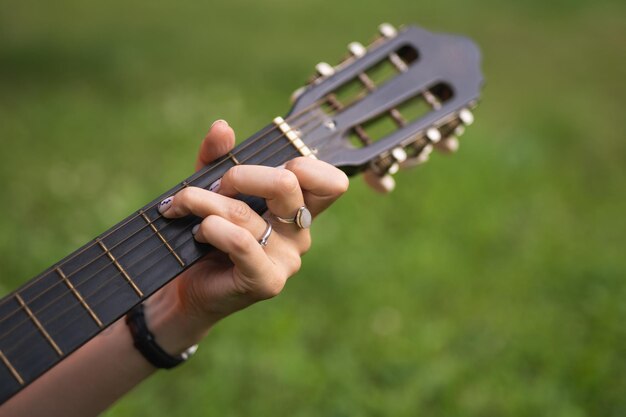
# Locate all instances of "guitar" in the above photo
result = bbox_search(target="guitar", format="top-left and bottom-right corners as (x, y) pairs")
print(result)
(0, 23), (483, 403)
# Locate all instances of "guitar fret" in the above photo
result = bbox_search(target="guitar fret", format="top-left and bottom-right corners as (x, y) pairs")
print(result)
(55, 267), (104, 328)
(95, 239), (144, 298)
(139, 211), (185, 267)
(228, 152), (241, 165)
(14, 294), (63, 356)
(0, 350), (24, 385)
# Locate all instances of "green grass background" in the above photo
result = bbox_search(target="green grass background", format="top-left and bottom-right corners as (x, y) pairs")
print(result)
(1, 0), (625, 415)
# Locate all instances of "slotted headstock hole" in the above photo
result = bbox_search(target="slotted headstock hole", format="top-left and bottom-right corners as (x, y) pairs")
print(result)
(396, 95), (432, 125)
(366, 58), (398, 86)
(348, 116), (399, 148)
(320, 45), (420, 116)
(346, 82), (454, 150)
(323, 80), (367, 114)
(397, 44), (419, 65)
(430, 83), (453, 102)
(366, 45), (418, 83)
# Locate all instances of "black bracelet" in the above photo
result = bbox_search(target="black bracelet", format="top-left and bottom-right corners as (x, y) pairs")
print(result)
(125, 304), (197, 369)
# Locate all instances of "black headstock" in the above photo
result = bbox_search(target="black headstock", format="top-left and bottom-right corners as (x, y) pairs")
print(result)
(281, 23), (483, 182)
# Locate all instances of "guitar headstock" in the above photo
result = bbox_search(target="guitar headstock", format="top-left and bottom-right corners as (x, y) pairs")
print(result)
(281, 23), (483, 190)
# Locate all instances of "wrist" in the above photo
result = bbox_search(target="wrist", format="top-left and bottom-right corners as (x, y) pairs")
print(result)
(141, 288), (212, 356)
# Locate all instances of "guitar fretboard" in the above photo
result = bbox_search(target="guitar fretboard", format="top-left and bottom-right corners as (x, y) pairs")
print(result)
(0, 122), (302, 403)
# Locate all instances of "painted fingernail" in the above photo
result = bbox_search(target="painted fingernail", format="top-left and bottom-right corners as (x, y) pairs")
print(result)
(158, 197), (174, 214)
(211, 119), (229, 129)
(191, 224), (200, 236)
(208, 178), (221, 193)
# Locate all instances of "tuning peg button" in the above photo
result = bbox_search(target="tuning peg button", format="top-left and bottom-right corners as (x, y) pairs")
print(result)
(391, 147), (407, 163)
(315, 62), (335, 77)
(401, 144), (433, 168)
(434, 136), (460, 154)
(290, 86), (306, 104)
(379, 23), (398, 38)
(459, 108), (474, 126)
(348, 42), (367, 58)
(387, 162), (400, 175)
(426, 128), (442, 143)
(421, 143), (434, 158)
(364, 170), (396, 193)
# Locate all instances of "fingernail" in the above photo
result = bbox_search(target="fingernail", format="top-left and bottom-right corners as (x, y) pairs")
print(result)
(211, 119), (229, 129)
(191, 224), (200, 235)
(158, 197), (174, 214)
(208, 178), (221, 193)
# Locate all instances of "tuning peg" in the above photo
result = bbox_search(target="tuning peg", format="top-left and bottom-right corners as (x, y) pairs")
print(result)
(378, 23), (398, 38)
(387, 162), (400, 175)
(290, 86), (306, 104)
(348, 41), (367, 58)
(363, 147), (404, 193)
(434, 136), (460, 154)
(425, 127), (442, 143)
(422, 143), (434, 158)
(459, 108), (474, 126)
(363, 169), (396, 194)
(391, 147), (407, 163)
(400, 144), (433, 169)
(315, 62), (335, 77)
(454, 125), (466, 137)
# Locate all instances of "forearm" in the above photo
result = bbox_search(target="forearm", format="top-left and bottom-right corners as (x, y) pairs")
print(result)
(0, 289), (209, 417)
(0, 317), (153, 417)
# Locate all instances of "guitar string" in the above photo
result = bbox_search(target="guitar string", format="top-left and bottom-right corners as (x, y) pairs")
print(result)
(0, 95), (326, 312)
(1, 127), (312, 356)
(0, 109), (325, 339)
(0, 100), (327, 323)
(0, 107), (324, 329)
(2, 115), (329, 360)
(1, 70), (384, 320)
(7, 80), (436, 359)
(0, 111), (329, 349)
(2, 77), (400, 350)
(2, 74), (409, 341)
(0, 124), (308, 339)
(5, 218), (204, 359)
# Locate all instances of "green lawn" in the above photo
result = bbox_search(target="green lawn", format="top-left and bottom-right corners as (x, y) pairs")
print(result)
(1, 0), (625, 415)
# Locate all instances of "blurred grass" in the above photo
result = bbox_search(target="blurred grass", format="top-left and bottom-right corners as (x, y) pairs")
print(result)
(1, 0), (625, 415)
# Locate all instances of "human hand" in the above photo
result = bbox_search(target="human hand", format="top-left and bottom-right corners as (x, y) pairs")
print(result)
(143, 120), (349, 354)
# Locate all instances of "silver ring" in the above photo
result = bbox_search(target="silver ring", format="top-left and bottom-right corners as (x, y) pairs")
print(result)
(258, 218), (272, 247)
(274, 206), (312, 229)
